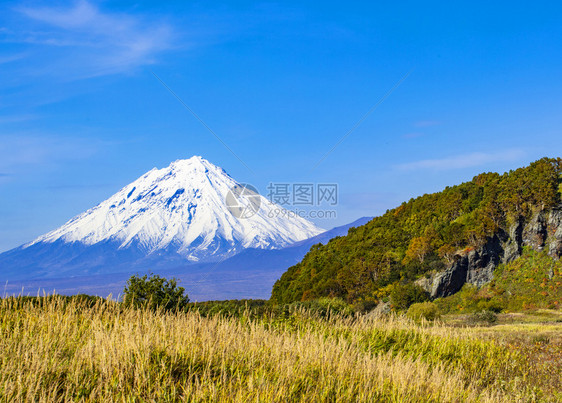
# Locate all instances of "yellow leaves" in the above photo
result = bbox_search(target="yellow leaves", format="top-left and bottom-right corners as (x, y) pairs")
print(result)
(438, 244), (456, 264)
(403, 236), (431, 265)
(393, 204), (406, 217)
(373, 283), (395, 300)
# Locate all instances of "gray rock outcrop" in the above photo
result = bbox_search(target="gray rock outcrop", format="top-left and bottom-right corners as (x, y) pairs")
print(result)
(422, 207), (562, 298)
(547, 209), (562, 259)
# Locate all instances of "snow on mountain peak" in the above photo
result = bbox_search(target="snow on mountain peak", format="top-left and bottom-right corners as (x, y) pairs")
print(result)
(27, 157), (325, 261)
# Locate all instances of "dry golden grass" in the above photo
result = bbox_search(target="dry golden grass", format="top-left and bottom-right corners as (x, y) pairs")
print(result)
(0, 297), (560, 402)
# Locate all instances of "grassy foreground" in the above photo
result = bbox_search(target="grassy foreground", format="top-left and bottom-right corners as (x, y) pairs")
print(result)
(0, 297), (560, 402)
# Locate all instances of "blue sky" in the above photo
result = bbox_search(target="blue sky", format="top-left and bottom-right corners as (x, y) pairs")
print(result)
(1, 0), (562, 252)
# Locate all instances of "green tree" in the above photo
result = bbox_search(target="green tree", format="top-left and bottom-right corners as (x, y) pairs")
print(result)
(390, 283), (429, 310)
(123, 273), (189, 311)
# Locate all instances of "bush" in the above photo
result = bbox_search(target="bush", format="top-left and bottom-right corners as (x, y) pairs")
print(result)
(390, 283), (429, 310)
(353, 299), (378, 313)
(469, 310), (498, 325)
(123, 273), (189, 311)
(315, 297), (353, 315)
(476, 298), (505, 313)
(407, 301), (441, 321)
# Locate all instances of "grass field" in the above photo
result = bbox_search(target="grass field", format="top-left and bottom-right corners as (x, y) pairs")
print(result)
(0, 297), (560, 402)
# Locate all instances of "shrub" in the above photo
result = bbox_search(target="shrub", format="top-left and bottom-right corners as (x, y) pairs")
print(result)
(476, 298), (505, 313)
(469, 310), (498, 325)
(353, 299), (378, 313)
(390, 283), (429, 310)
(407, 301), (441, 321)
(315, 297), (353, 315)
(123, 273), (189, 311)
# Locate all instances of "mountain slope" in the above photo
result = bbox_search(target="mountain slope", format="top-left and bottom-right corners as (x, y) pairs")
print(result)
(0, 156), (323, 279)
(271, 158), (562, 305)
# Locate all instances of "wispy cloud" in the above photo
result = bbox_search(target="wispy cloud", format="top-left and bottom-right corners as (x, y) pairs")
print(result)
(0, 134), (100, 177)
(7, 1), (174, 78)
(396, 149), (526, 171)
(0, 114), (40, 124)
(402, 121), (442, 139)
(0, 53), (27, 64)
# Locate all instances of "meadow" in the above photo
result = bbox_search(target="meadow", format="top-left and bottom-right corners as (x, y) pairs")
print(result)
(0, 296), (560, 402)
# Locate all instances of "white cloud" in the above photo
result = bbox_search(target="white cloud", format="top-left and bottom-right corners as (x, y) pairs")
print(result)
(0, 114), (39, 124)
(12, 1), (174, 78)
(0, 134), (99, 177)
(396, 149), (526, 171)
(0, 53), (27, 64)
(21, 1), (102, 29)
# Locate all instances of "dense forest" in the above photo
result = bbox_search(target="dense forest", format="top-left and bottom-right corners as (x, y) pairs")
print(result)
(271, 158), (562, 305)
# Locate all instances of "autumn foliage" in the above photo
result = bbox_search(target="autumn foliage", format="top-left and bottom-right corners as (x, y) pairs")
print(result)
(272, 158), (562, 305)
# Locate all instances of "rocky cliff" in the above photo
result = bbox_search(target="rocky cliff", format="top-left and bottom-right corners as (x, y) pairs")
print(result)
(419, 207), (562, 298)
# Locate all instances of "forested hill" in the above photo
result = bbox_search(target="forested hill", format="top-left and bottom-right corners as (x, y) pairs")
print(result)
(271, 158), (562, 305)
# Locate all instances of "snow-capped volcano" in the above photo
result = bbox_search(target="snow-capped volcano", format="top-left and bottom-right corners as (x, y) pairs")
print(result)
(26, 156), (324, 262)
